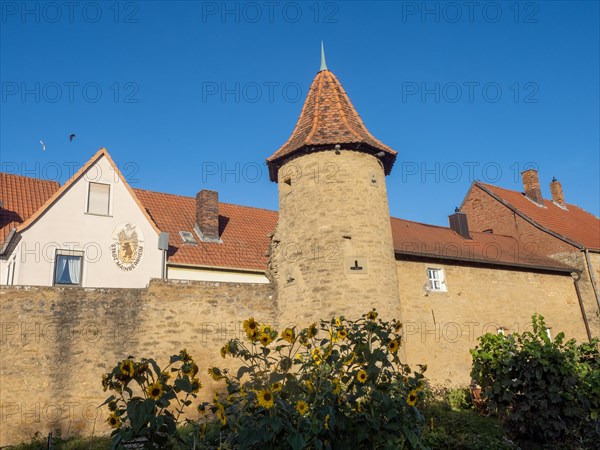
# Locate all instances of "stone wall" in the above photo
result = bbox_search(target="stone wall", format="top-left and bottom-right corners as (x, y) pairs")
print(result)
(0, 279), (277, 446)
(396, 257), (592, 386)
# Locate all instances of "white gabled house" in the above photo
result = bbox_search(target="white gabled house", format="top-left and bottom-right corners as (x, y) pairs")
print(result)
(1, 148), (164, 288)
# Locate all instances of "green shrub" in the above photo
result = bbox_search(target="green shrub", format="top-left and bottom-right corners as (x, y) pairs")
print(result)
(470, 314), (600, 448)
(100, 350), (202, 449)
(200, 310), (428, 449)
(447, 388), (470, 411)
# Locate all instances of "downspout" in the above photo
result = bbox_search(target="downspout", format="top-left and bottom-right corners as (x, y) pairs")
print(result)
(572, 271), (592, 342)
(0, 228), (16, 255)
(583, 249), (600, 309)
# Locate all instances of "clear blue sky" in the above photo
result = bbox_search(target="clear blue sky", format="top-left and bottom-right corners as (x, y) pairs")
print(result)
(1, 1), (598, 225)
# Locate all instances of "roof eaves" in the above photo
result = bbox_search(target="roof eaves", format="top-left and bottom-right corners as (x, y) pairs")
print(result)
(393, 249), (577, 273)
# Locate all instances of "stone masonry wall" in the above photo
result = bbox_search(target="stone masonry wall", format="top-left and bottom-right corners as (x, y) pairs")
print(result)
(0, 280), (276, 446)
(396, 258), (592, 386)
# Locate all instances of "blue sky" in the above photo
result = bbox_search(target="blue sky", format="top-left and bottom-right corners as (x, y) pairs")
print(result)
(1, 1), (598, 226)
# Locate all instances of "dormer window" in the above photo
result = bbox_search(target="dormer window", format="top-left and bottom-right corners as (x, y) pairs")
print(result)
(87, 182), (110, 216)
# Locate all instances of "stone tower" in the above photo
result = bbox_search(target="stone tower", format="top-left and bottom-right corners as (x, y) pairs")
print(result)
(267, 49), (401, 326)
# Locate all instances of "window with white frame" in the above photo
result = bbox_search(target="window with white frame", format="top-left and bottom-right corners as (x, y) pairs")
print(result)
(426, 268), (447, 292)
(87, 182), (110, 215)
(54, 250), (84, 286)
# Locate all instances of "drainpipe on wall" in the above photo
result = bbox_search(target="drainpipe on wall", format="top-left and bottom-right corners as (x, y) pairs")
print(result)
(583, 249), (600, 309)
(572, 271), (592, 342)
(158, 232), (170, 280)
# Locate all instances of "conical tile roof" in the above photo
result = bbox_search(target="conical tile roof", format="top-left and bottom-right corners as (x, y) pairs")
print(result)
(266, 69), (397, 181)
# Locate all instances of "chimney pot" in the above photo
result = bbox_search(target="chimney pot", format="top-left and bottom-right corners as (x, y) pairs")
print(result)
(449, 210), (471, 239)
(195, 190), (220, 242)
(521, 169), (543, 204)
(550, 177), (565, 207)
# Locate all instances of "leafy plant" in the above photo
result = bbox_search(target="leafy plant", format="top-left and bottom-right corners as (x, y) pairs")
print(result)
(470, 314), (600, 448)
(101, 350), (202, 449)
(200, 310), (429, 449)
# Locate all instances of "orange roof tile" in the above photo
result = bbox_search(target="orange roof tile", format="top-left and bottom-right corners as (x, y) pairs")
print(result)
(391, 217), (575, 272)
(267, 69), (397, 181)
(133, 189), (279, 272)
(0, 173), (59, 246)
(475, 182), (600, 251)
(134, 186), (572, 273)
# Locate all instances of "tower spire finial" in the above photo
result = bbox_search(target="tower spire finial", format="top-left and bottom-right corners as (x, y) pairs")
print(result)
(320, 41), (328, 71)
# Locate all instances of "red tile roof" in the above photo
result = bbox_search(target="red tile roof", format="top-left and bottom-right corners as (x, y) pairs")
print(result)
(134, 186), (573, 273)
(391, 217), (574, 272)
(133, 189), (279, 272)
(0, 173), (59, 245)
(267, 69), (397, 181)
(476, 182), (600, 251)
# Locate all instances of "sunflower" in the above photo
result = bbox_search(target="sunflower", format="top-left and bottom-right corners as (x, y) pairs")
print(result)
(343, 352), (356, 365)
(356, 370), (368, 383)
(281, 328), (295, 343)
(243, 317), (259, 338)
(335, 317), (342, 326)
(402, 376), (409, 384)
(324, 414), (330, 430)
(366, 310), (378, 320)
(216, 408), (227, 426)
(119, 359), (135, 378)
(179, 348), (192, 362)
(394, 321), (402, 332)
(207, 367), (224, 381)
(332, 378), (342, 395)
(272, 381), (283, 392)
(212, 392), (220, 403)
(147, 382), (164, 400)
(107, 413), (121, 428)
(183, 362), (199, 378)
(220, 343), (230, 358)
(259, 332), (273, 346)
(197, 403), (207, 414)
(191, 378), (202, 393)
(296, 400), (308, 415)
(256, 389), (275, 409)
(338, 329), (347, 340)
(406, 390), (418, 406)
(311, 348), (322, 365)
(388, 339), (400, 354)
(135, 362), (148, 376)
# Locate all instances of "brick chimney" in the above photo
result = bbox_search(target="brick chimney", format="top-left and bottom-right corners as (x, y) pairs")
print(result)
(448, 208), (471, 239)
(550, 177), (565, 207)
(521, 169), (543, 204)
(195, 190), (220, 242)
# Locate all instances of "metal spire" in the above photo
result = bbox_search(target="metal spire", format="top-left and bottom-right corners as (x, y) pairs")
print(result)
(320, 41), (328, 71)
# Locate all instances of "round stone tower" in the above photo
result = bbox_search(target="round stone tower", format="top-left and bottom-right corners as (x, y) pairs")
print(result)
(267, 49), (401, 327)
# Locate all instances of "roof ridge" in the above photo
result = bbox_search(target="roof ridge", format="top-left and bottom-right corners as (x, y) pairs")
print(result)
(133, 187), (278, 214)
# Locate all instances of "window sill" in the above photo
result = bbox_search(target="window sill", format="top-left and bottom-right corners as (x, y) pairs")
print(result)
(84, 212), (113, 217)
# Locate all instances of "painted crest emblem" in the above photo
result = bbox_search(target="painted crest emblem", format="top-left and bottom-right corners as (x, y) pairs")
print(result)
(110, 222), (144, 271)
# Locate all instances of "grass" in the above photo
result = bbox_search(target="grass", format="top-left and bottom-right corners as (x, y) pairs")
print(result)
(4, 431), (111, 450)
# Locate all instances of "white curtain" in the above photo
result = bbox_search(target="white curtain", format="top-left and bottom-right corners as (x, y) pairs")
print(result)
(67, 256), (80, 284)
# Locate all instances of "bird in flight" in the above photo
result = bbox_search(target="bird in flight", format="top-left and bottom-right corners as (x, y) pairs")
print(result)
(39, 140), (46, 151)
(69, 133), (76, 142)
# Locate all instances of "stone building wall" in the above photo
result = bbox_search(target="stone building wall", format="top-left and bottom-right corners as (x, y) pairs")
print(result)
(0, 280), (277, 446)
(396, 257), (590, 385)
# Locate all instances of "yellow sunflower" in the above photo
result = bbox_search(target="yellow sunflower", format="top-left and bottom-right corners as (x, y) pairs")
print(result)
(296, 400), (308, 415)
(259, 332), (273, 346)
(183, 362), (199, 378)
(107, 413), (121, 428)
(119, 359), (135, 377)
(366, 310), (378, 320)
(388, 339), (400, 354)
(191, 378), (202, 393)
(343, 352), (356, 365)
(338, 329), (347, 340)
(356, 370), (368, 383)
(257, 389), (275, 409)
(394, 321), (402, 332)
(402, 376), (409, 383)
(220, 344), (229, 359)
(281, 328), (295, 343)
(216, 408), (227, 425)
(311, 348), (322, 365)
(335, 317), (342, 326)
(146, 382), (163, 400)
(406, 390), (418, 406)
(243, 317), (259, 339)
(207, 367), (224, 381)
(272, 381), (283, 392)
